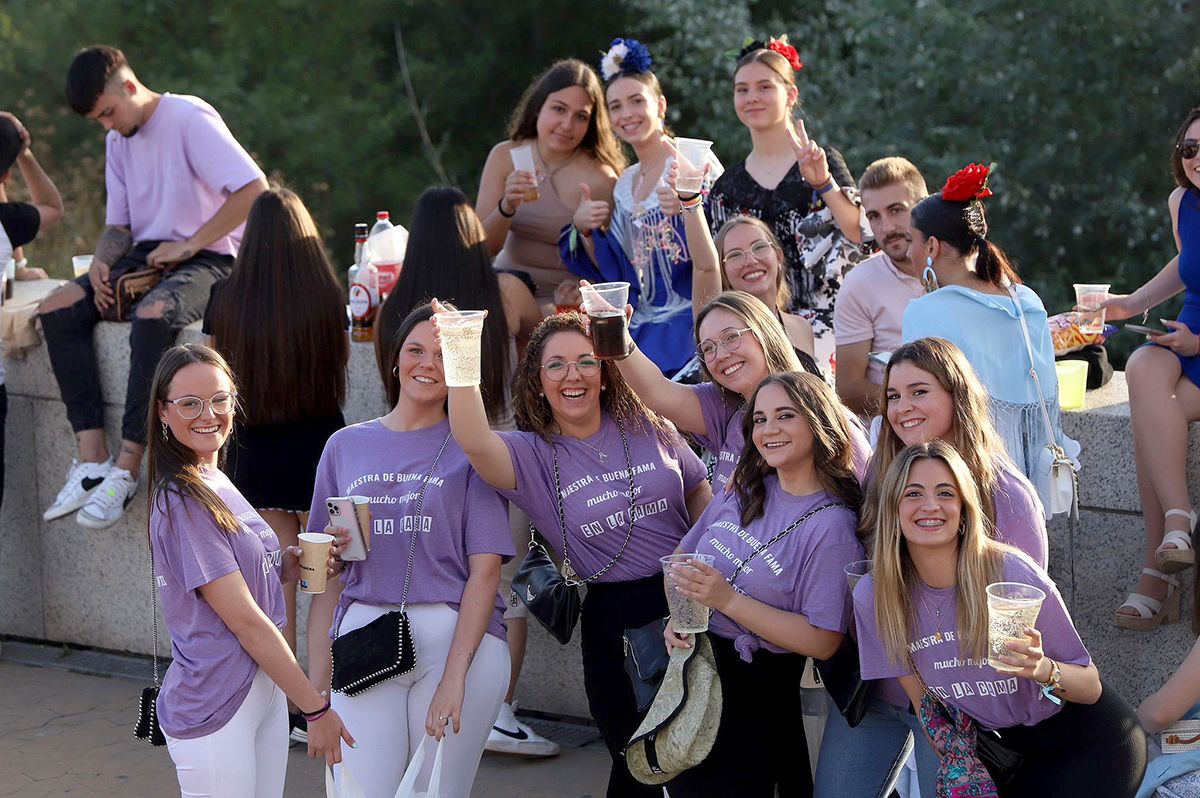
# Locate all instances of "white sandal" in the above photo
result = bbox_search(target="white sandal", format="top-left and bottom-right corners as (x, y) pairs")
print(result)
(1156, 508), (1197, 574)
(1114, 567), (1181, 631)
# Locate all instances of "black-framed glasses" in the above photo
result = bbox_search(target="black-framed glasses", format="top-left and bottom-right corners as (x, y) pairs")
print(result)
(1179, 139), (1199, 160)
(165, 391), (237, 420)
(721, 239), (774, 269)
(697, 327), (753, 362)
(542, 357), (601, 381)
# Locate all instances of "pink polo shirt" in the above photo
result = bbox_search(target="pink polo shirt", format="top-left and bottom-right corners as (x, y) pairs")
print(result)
(833, 252), (924, 383)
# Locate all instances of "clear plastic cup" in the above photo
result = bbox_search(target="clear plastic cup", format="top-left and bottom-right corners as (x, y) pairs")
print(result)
(1073, 283), (1110, 336)
(662, 553), (716, 633)
(72, 255), (93, 278)
(985, 582), (1045, 672)
(509, 144), (540, 202)
(579, 281), (631, 359)
(435, 310), (488, 387)
(298, 532), (334, 594)
(674, 137), (714, 193)
(845, 560), (872, 592)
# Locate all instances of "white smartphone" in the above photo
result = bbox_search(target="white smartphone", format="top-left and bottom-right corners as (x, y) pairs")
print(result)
(326, 496), (368, 562)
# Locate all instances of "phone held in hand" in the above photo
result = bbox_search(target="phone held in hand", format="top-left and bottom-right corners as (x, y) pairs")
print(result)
(1124, 323), (1166, 336)
(326, 495), (371, 562)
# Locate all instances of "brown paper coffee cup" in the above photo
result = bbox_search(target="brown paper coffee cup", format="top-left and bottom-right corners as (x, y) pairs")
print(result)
(351, 496), (372, 553)
(298, 532), (334, 594)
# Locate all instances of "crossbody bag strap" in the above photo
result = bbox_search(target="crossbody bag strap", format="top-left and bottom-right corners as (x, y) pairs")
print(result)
(1007, 284), (1060, 450)
(551, 418), (637, 586)
(727, 502), (845, 588)
(147, 534), (160, 688)
(398, 431), (453, 611)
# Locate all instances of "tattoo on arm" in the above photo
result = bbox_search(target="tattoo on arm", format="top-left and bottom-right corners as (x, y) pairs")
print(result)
(95, 227), (133, 267)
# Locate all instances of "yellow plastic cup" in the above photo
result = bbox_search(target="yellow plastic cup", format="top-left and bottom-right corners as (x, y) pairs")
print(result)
(1055, 360), (1088, 411)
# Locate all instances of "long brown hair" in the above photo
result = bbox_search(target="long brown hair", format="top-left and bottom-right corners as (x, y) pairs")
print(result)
(732, 372), (862, 525)
(376, 187), (510, 418)
(871, 441), (1005, 665)
(207, 186), (347, 426)
(147, 344), (241, 534)
(512, 312), (675, 444)
(1171, 106), (1200, 196)
(860, 338), (1008, 543)
(713, 216), (793, 312)
(384, 303), (445, 413)
(507, 59), (626, 175)
(693, 291), (802, 406)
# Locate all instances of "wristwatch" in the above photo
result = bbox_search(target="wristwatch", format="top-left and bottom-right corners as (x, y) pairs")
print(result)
(1036, 658), (1063, 704)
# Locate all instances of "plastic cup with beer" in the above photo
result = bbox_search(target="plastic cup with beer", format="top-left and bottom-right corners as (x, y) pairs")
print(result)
(985, 582), (1046, 672)
(673, 137), (714, 194)
(509, 144), (540, 202)
(435, 309), (487, 387)
(845, 560), (872, 593)
(298, 532), (334, 594)
(1073, 283), (1110, 336)
(72, 255), (93, 278)
(580, 281), (631, 359)
(661, 553), (716, 634)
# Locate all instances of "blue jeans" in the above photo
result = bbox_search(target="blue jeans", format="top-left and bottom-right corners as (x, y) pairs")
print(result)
(814, 696), (939, 798)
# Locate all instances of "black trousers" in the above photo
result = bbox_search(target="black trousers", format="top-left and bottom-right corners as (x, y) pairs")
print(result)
(992, 682), (1146, 797)
(580, 575), (669, 798)
(667, 632), (812, 798)
(39, 243), (232, 445)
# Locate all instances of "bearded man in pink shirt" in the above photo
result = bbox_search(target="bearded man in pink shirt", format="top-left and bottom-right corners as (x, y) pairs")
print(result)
(38, 45), (267, 530)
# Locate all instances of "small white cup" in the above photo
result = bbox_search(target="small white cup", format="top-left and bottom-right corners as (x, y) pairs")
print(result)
(72, 255), (94, 278)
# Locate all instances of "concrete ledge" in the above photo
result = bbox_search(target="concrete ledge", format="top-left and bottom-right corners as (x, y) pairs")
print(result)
(1, 278), (1187, 716)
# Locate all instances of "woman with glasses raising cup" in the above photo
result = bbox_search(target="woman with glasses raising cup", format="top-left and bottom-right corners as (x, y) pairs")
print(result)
(443, 309), (711, 797)
(615, 289), (868, 495)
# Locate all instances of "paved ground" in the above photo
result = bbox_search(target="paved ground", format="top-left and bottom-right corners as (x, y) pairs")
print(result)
(0, 644), (610, 797)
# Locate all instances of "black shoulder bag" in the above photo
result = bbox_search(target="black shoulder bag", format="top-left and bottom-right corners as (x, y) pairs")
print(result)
(331, 432), (451, 696)
(512, 420), (637, 644)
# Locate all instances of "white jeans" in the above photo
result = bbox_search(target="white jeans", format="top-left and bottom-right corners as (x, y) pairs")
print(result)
(164, 668), (288, 798)
(333, 602), (510, 798)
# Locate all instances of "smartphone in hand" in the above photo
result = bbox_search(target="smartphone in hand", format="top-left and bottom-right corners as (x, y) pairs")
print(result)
(1124, 323), (1166, 336)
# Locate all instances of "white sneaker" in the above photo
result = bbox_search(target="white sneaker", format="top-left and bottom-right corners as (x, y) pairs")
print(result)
(484, 701), (560, 757)
(43, 458), (113, 521)
(75, 467), (138, 529)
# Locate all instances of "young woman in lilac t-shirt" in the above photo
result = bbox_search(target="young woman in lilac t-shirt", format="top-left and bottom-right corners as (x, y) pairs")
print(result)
(445, 310), (711, 798)
(616, 289), (868, 495)
(663, 372), (864, 797)
(817, 337), (1049, 797)
(854, 441), (1145, 796)
(149, 344), (352, 798)
(310, 305), (515, 798)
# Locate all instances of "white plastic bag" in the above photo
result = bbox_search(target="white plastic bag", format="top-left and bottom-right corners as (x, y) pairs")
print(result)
(394, 735), (445, 798)
(326, 763), (368, 798)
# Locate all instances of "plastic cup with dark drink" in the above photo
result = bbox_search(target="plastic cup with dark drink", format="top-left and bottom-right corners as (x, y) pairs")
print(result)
(580, 281), (632, 360)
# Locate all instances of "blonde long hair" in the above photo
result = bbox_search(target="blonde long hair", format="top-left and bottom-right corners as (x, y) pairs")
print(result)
(713, 216), (793, 313)
(861, 338), (1011, 544)
(694, 290), (802, 406)
(871, 440), (1004, 666)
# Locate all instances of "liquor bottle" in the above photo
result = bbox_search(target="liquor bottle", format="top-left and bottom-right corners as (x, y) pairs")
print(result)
(349, 239), (379, 343)
(346, 223), (368, 290)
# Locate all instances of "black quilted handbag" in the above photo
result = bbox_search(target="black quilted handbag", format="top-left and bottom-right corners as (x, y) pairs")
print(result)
(331, 610), (417, 696)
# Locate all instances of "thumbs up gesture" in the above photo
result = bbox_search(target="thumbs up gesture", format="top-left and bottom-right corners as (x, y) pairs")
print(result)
(572, 182), (610, 233)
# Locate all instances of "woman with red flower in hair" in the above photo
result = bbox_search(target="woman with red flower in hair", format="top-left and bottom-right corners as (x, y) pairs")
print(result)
(707, 35), (867, 374)
(900, 164), (1079, 515)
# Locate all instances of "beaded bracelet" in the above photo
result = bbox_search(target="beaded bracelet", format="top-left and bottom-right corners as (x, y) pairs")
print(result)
(302, 699), (332, 723)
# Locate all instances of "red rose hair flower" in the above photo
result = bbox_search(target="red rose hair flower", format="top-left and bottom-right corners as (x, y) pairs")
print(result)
(767, 37), (803, 71)
(941, 163), (994, 202)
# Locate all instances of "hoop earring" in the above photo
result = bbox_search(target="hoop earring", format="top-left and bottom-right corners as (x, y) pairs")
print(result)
(161, 422), (169, 443)
(921, 258), (940, 293)
(959, 520), (966, 536)
(392, 366), (399, 377)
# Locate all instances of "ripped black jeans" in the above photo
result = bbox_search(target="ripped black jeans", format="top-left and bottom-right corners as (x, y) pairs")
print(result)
(40, 242), (233, 445)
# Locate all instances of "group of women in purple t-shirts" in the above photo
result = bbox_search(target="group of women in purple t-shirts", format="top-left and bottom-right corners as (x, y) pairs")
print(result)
(141, 33), (1200, 798)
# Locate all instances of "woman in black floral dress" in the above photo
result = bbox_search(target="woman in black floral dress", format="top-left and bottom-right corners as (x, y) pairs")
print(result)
(708, 37), (867, 373)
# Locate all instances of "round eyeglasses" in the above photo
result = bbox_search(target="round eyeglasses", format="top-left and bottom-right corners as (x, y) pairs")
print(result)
(696, 327), (753, 363)
(542, 357), (601, 382)
(721, 240), (774, 270)
(165, 391), (237, 420)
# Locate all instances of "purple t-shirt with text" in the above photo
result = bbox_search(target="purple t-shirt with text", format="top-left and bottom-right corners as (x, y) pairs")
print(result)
(498, 413), (706, 582)
(691, 381), (870, 493)
(679, 480), (862, 659)
(993, 462), (1048, 568)
(308, 419), (514, 641)
(152, 467), (287, 739)
(854, 552), (1089, 729)
(105, 93), (264, 255)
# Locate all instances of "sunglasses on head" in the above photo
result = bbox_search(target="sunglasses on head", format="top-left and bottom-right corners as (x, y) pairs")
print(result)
(1179, 139), (1199, 160)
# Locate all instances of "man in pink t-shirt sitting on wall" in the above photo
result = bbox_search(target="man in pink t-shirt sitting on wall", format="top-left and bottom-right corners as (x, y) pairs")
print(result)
(833, 157), (928, 417)
(38, 45), (267, 530)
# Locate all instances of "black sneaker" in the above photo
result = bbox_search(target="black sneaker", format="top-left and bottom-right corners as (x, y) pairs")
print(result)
(289, 712), (308, 744)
